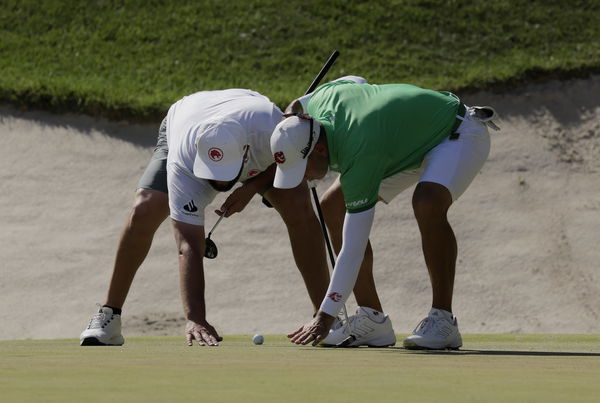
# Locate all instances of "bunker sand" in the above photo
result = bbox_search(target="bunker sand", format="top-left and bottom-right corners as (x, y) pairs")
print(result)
(1, 76), (599, 340)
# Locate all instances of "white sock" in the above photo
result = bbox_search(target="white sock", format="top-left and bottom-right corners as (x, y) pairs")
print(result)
(430, 308), (454, 322)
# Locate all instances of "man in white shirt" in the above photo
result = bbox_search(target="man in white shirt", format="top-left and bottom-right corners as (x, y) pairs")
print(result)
(80, 89), (330, 346)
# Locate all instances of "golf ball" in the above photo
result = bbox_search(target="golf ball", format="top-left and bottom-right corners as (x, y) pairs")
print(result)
(252, 334), (264, 345)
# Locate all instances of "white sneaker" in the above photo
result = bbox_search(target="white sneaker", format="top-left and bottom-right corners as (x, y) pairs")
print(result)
(321, 306), (396, 347)
(403, 308), (462, 350)
(80, 306), (125, 346)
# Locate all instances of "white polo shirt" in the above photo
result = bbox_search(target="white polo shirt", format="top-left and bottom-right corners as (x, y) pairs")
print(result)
(166, 89), (282, 225)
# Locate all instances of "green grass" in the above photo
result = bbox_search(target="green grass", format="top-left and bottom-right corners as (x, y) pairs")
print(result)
(2, 335), (600, 402)
(1, 0), (599, 121)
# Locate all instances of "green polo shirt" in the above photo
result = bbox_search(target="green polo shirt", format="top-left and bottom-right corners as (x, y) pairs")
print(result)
(307, 80), (460, 212)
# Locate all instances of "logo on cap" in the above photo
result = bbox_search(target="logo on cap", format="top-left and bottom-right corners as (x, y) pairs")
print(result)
(208, 148), (223, 162)
(274, 151), (286, 164)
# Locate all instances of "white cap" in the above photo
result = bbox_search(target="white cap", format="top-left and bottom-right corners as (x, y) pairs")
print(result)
(270, 115), (320, 189)
(193, 119), (247, 181)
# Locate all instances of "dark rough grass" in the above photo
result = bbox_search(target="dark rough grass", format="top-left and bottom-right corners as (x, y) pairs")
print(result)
(1, 0), (599, 121)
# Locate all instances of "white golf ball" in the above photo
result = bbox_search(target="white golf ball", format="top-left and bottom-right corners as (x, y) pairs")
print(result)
(252, 334), (264, 345)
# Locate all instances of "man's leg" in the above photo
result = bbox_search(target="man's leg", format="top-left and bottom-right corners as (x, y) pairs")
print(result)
(264, 183), (330, 313)
(320, 178), (383, 312)
(82, 118), (170, 346)
(81, 188), (168, 346)
(411, 182), (455, 312)
(402, 181), (462, 350)
(409, 110), (491, 316)
(104, 188), (170, 308)
(403, 110), (490, 350)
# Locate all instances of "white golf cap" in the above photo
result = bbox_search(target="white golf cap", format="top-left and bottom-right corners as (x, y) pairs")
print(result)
(193, 118), (247, 181)
(271, 115), (320, 189)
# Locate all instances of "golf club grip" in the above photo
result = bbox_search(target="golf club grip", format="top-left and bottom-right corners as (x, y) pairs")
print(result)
(305, 50), (339, 96)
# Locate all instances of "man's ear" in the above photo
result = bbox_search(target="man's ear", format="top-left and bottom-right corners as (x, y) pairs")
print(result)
(313, 142), (328, 156)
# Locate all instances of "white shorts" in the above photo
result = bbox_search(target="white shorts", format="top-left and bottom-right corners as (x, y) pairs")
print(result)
(167, 163), (218, 226)
(379, 106), (491, 203)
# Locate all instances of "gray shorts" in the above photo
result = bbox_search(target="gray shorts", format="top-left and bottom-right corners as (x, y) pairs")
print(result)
(137, 117), (168, 193)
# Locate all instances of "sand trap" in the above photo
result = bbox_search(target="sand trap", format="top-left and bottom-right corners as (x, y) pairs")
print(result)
(1, 76), (599, 341)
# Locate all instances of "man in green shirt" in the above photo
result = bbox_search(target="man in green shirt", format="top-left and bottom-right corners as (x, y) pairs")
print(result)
(272, 77), (496, 349)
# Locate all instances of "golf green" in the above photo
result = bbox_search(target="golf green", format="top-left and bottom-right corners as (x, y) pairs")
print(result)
(2, 335), (599, 402)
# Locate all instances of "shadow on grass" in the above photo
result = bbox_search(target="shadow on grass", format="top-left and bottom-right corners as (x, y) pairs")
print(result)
(305, 346), (600, 357)
(385, 348), (600, 357)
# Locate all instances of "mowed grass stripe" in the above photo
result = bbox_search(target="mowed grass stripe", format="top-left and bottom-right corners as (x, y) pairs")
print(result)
(1, 335), (599, 402)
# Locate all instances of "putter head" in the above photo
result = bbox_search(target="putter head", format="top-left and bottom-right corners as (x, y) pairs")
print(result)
(335, 334), (356, 348)
(204, 237), (218, 259)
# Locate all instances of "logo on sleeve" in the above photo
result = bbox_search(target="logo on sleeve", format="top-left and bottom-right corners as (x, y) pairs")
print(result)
(183, 200), (198, 213)
(327, 292), (342, 302)
(208, 148), (223, 161)
(246, 169), (260, 178)
(274, 151), (286, 164)
(345, 198), (369, 209)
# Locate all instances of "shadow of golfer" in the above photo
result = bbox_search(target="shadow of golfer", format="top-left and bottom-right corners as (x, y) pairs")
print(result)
(384, 348), (600, 357)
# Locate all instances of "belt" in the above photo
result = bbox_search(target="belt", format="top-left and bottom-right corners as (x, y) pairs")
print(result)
(449, 102), (467, 140)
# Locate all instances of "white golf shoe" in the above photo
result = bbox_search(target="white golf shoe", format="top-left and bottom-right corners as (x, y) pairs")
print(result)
(403, 308), (462, 350)
(321, 306), (396, 347)
(80, 306), (125, 346)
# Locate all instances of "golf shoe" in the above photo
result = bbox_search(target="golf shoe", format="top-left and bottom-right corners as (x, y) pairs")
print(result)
(80, 306), (124, 346)
(321, 306), (396, 347)
(403, 308), (462, 350)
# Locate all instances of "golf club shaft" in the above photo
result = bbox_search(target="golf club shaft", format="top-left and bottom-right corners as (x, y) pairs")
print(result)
(303, 51), (352, 332)
(305, 50), (339, 95)
(207, 211), (226, 237)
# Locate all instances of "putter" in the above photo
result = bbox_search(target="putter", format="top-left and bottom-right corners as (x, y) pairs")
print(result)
(336, 334), (357, 348)
(303, 51), (354, 342)
(204, 212), (226, 259)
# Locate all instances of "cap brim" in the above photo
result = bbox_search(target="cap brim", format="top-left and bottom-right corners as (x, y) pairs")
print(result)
(273, 159), (307, 189)
(193, 154), (243, 181)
